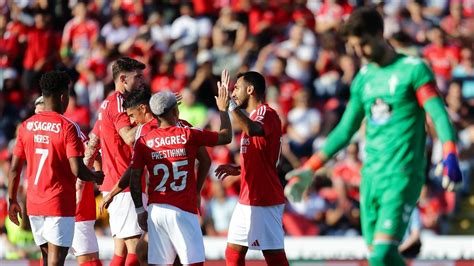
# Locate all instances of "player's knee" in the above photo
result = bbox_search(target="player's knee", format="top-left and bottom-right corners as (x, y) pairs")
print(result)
(369, 243), (405, 266)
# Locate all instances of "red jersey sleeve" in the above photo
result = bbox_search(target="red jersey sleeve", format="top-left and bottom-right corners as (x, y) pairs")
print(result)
(12, 124), (26, 159)
(187, 128), (219, 147)
(91, 120), (100, 136)
(254, 106), (276, 137)
(65, 123), (85, 158)
(113, 110), (132, 132)
(130, 137), (146, 169)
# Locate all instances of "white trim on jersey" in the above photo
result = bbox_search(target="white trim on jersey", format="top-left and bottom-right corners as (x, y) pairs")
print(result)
(60, 115), (87, 141)
(255, 105), (266, 123)
(116, 94), (124, 113)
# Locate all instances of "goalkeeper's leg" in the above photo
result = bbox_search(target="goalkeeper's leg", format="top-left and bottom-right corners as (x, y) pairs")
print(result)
(368, 175), (423, 266)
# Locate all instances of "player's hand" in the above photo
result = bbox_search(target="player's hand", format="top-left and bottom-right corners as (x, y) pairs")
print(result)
(215, 70), (230, 112)
(215, 164), (240, 180)
(93, 171), (105, 185)
(8, 201), (22, 226)
(435, 153), (463, 192)
(284, 168), (314, 203)
(99, 193), (113, 215)
(138, 211), (148, 232)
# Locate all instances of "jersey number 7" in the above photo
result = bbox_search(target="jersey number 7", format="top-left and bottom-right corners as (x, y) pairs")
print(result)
(153, 160), (188, 192)
(34, 148), (49, 185)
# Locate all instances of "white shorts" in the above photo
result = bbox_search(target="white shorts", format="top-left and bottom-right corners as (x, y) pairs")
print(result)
(70, 220), (99, 256)
(147, 204), (205, 265)
(227, 203), (285, 250)
(29, 216), (75, 247)
(103, 191), (147, 239)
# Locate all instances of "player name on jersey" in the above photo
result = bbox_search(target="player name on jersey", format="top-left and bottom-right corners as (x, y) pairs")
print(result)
(151, 149), (187, 160)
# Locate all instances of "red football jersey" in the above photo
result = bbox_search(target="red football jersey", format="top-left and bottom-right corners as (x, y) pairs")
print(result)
(239, 104), (285, 206)
(95, 91), (133, 192)
(13, 112), (85, 216)
(74, 133), (97, 222)
(131, 126), (218, 214)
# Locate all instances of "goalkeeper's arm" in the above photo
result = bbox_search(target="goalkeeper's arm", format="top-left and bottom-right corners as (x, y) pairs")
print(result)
(284, 98), (364, 202)
(417, 82), (462, 191)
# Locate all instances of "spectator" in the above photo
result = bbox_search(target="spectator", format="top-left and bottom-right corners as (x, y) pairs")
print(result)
(61, 2), (100, 62)
(287, 90), (321, 158)
(205, 182), (238, 236)
(21, 11), (58, 92)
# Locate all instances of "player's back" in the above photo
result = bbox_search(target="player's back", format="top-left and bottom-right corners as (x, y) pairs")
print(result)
(240, 104), (285, 206)
(96, 91), (132, 191)
(133, 125), (218, 214)
(351, 55), (431, 177)
(14, 111), (85, 217)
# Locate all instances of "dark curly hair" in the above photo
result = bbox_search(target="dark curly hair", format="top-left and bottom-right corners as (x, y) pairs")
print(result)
(39, 71), (71, 97)
(112, 57), (146, 81)
(123, 88), (151, 109)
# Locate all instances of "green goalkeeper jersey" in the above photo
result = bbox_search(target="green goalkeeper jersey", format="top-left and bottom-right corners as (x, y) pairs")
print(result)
(322, 54), (438, 178)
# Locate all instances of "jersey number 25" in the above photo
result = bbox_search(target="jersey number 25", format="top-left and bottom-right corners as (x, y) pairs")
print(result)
(153, 160), (188, 192)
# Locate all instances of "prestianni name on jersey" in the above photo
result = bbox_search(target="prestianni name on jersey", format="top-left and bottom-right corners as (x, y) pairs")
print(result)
(26, 121), (62, 133)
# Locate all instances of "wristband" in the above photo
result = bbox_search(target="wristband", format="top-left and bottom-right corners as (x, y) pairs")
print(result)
(303, 155), (324, 172)
(443, 141), (457, 157)
(229, 98), (238, 112)
(135, 206), (145, 214)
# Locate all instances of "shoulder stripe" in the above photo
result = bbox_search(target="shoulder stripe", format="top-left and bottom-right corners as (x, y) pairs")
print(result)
(60, 115), (86, 140)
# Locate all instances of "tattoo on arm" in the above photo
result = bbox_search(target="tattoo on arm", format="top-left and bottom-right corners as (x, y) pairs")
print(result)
(84, 133), (100, 168)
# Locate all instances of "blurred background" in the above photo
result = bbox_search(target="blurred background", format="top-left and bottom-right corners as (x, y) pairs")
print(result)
(0, 0), (473, 263)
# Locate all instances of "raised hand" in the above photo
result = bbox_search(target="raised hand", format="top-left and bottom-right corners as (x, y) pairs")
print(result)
(215, 71), (230, 112)
(218, 69), (230, 93)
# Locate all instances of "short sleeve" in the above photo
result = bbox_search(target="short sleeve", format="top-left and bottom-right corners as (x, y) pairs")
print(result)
(13, 124), (26, 159)
(411, 60), (436, 90)
(254, 107), (278, 137)
(91, 120), (100, 136)
(65, 123), (85, 158)
(130, 137), (146, 169)
(187, 128), (219, 147)
(113, 110), (132, 132)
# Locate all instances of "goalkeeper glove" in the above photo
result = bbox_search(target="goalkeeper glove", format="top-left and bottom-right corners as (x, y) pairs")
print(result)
(284, 156), (324, 202)
(435, 142), (463, 192)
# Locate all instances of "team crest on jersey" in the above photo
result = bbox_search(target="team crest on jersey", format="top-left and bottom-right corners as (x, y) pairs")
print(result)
(26, 122), (34, 131)
(147, 139), (154, 148)
(370, 98), (392, 125)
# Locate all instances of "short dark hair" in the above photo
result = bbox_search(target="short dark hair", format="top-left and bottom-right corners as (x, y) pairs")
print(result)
(123, 88), (151, 109)
(343, 6), (384, 38)
(237, 71), (266, 98)
(40, 71), (71, 97)
(112, 57), (146, 81)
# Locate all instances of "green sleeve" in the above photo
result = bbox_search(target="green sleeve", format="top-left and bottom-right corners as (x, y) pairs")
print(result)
(411, 60), (435, 90)
(423, 97), (456, 143)
(410, 58), (456, 143)
(321, 76), (365, 158)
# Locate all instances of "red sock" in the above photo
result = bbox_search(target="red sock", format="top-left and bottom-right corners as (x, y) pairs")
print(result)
(189, 263), (204, 266)
(110, 255), (126, 266)
(80, 259), (103, 266)
(263, 251), (289, 266)
(125, 253), (140, 266)
(225, 246), (246, 266)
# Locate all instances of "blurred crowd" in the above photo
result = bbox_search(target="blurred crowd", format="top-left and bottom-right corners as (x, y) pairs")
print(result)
(1, 0), (474, 259)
